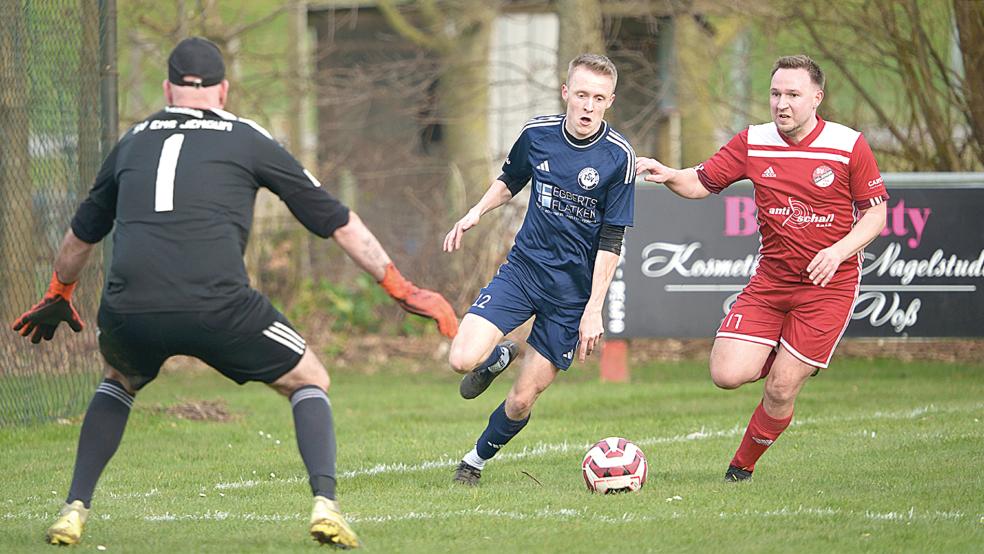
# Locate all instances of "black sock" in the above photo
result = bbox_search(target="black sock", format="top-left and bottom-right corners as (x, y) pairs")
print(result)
(291, 386), (337, 500)
(475, 401), (529, 460)
(66, 379), (134, 508)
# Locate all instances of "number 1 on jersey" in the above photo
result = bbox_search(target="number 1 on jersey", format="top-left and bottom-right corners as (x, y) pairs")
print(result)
(155, 134), (185, 212)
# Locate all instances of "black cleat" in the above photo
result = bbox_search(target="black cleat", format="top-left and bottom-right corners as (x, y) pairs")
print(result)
(453, 461), (481, 486)
(459, 341), (518, 400)
(724, 465), (753, 482)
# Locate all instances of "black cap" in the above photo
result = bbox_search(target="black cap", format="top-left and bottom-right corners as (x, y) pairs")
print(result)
(168, 37), (225, 88)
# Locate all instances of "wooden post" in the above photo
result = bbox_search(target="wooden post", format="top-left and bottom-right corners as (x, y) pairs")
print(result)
(600, 339), (628, 382)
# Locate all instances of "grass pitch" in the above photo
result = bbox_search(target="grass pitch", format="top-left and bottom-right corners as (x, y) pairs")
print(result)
(1, 355), (982, 552)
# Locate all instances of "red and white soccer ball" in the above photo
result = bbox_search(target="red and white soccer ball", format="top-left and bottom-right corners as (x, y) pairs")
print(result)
(581, 437), (648, 494)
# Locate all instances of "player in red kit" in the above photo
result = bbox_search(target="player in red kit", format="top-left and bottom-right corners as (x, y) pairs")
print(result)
(636, 55), (888, 481)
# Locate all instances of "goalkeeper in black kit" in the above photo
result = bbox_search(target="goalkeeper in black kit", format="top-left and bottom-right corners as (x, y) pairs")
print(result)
(12, 37), (458, 548)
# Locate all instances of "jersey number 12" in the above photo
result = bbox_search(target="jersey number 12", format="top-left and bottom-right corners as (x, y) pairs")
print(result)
(155, 134), (185, 212)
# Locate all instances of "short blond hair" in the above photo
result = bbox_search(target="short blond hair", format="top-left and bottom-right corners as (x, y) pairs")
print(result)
(567, 54), (618, 90)
(772, 55), (825, 90)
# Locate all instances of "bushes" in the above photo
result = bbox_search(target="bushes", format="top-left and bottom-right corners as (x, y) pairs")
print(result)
(284, 274), (432, 337)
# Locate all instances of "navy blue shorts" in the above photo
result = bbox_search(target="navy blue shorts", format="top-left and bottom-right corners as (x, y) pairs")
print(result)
(467, 262), (582, 370)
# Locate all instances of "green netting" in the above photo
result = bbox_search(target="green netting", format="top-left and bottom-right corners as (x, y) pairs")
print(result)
(0, 1), (110, 426)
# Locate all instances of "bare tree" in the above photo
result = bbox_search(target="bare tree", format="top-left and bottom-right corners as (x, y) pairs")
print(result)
(376, 1), (505, 300)
(954, 0), (984, 166)
(118, 0), (288, 127)
(377, 0), (500, 195)
(721, 0), (984, 171)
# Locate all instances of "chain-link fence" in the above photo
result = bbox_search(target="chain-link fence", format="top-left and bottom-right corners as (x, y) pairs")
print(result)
(0, 1), (114, 426)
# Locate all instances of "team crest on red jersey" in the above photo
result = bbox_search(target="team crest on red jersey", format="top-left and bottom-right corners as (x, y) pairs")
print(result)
(812, 165), (835, 188)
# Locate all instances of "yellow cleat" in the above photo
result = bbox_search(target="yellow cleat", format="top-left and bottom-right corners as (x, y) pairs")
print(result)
(309, 496), (360, 549)
(46, 500), (88, 545)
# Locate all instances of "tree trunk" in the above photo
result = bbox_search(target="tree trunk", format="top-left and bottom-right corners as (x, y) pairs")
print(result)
(556, 0), (605, 83)
(675, 15), (732, 167)
(439, 16), (494, 200)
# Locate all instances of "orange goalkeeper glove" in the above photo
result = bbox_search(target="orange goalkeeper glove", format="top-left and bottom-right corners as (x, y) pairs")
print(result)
(379, 263), (459, 339)
(11, 272), (84, 344)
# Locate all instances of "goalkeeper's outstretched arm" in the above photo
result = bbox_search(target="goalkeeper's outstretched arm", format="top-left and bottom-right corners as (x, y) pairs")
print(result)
(443, 179), (513, 252)
(332, 211), (459, 338)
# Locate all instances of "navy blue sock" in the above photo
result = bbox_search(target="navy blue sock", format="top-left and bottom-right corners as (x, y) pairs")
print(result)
(290, 386), (337, 500)
(477, 344), (510, 373)
(67, 379), (134, 508)
(475, 401), (529, 460)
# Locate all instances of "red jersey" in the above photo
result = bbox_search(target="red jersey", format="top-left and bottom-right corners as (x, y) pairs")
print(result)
(696, 116), (889, 289)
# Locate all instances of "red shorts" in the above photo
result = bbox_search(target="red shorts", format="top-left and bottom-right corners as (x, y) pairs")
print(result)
(716, 274), (859, 368)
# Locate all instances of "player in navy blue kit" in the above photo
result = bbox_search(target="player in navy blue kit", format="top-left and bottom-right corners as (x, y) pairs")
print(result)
(443, 54), (635, 485)
(13, 38), (457, 547)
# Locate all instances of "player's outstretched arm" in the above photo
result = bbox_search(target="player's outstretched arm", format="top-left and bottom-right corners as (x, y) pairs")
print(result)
(807, 202), (887, 287)
(332, 212), (459, 338)
(635, 157), (709, 199)
(11, 229), (95, 343)
(443, 180), (513, 252)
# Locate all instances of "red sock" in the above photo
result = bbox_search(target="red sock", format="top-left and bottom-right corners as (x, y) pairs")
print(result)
(757, 350), (777, 381)
(730, 402), (792, 471)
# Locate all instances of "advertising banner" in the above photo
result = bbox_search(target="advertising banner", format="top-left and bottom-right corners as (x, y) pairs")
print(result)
(606, 174), (984, 338)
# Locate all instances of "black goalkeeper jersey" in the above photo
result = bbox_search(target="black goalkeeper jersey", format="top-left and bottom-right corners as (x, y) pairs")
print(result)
(71, 106), (350, 313)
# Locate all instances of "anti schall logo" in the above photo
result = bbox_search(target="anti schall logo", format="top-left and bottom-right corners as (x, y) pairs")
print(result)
(768, 196), (834, 229)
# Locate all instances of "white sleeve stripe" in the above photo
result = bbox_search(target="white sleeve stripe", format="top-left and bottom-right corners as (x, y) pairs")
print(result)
(522, 120), (563, 132)
(605, 135), (635, 184)
(210, 107), (237, 121)
(210, 107), (274, 140)
(303, 169), (322, 188)
(523, 114), (564, 126)
(262, 329), (305, 355)
(164, 106), (204, 118)
(608, 130), (636, 185)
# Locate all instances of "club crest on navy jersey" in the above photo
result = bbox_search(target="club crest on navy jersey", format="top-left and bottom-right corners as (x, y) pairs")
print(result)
(578, 167), (600, 190)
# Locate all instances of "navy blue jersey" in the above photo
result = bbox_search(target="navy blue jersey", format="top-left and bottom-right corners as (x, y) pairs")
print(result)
(498, 115), (635, 309)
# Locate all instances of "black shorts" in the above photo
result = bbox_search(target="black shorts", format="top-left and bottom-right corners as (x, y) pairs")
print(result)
(97, 290), (305, 390)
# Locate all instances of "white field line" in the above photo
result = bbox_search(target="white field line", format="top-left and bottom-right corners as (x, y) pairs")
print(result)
(132, 505), (983, 526)
(212, 402), (983, 491)
(4, 505), (978, 526)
